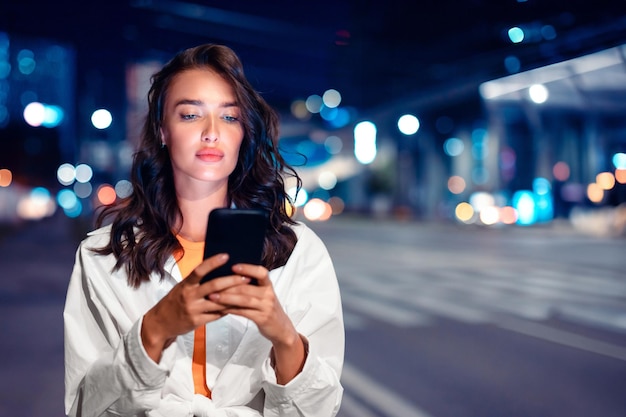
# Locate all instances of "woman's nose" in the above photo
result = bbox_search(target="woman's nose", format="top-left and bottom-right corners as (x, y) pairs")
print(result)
(202, 120), (219, 142)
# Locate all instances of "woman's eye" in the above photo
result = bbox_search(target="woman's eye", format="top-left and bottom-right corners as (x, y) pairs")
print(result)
(181, 114), (197, 120)
(223, 115), (240, 123)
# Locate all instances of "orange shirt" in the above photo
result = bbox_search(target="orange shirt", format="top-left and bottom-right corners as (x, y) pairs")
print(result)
(175, 235), (211, 398)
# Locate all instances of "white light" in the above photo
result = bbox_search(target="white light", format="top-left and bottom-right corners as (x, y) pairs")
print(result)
(91, 109), (113, 129)
(528, 84), (548, 104)
(75, 163), (93, 183)
(397, 114), (420, 135)
(318, 171), (338, 190)
(23, 102), (45, 127)
(354, 121), (377, 165)
(57, 163), (76, 186)
(115, 179), (133, 198)
(305, 95), (323, 114)
(479, 206), (500, 225)
(322, 89), (342, 108)
(303, 198), (332, 221)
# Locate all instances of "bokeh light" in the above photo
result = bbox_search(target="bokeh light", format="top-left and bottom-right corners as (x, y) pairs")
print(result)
(57, 163), (76, 186)
(328, 196), (345, 215)
(75, 163), (93, 183)
(354, 121), (377, 164)
(596, 172), (615, 190)
(444, 138), (464, 157)
(305, 95), (323, 114)
(17, 187), (56, 220)
(397, 114), (420, 135)
(586, 183), (603, 204)
(500, 206), (518, 224)
(447, 176), (466, 194)
(324, 136), (343, 154)
(91, 109), (113, 129)
(553, 161), (570, 181)
(23, 101), (45, 127)
(96, 184), (117, 205)
(612, 152), (626, 169)
(512, 190), (536, 225)
(74, 182), (93, 199)
(318, 171), (338, 190)
(303, 198), (332, 221)
(455, 202), (474, 223)
(529, 84), (548, 104)
(0, 168), (12, 187)
(508, 27), (525, 43)
(322, 89), (341, 108)
(290, 100), (310, 120)
(479, 206), (500, 225)
(115, 179), (133, 198)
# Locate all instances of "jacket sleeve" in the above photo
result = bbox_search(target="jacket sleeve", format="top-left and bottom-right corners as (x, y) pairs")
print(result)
(63, 241), (178, 417)
(261, 224), (345, 417)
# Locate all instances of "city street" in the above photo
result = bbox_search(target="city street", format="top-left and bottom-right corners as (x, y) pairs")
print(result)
(0, 213), (625, 417)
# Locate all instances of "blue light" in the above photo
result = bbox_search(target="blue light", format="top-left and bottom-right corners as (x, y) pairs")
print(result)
(57, 189), (78, 210)
(613, 152), (626, 169)
(42, 104), (64, 128)
(326, 107), (350, 129)
(63, 200), (83, 218)
(508, 27), (525, 44)
(512, 190), (536, 225)
(504, 55), (521, 73)
(533, 177), (551, 196)
(443, 137), (464, 157)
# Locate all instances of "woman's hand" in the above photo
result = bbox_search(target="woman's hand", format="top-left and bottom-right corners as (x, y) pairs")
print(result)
(141, 253), (251, 363)
(207, 263), (307, 384)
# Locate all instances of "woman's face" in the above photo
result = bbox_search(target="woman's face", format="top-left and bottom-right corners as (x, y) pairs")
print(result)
(160, 68), (244, 193)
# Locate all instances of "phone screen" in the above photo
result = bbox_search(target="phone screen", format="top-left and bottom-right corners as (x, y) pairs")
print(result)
(201, 208), (269, 284)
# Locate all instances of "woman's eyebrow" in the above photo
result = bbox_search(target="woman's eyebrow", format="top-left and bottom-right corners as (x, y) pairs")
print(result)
(173, 98), (239, 108)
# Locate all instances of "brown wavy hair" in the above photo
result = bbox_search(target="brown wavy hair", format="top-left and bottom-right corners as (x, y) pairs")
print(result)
(94, 44), (300, 288)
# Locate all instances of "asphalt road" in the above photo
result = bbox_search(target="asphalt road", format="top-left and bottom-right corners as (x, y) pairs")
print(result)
(311, 217), (626, 417)
(0, 213), (624, 417)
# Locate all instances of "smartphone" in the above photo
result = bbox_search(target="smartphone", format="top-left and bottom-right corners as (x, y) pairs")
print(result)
(201, 208), (270, 284)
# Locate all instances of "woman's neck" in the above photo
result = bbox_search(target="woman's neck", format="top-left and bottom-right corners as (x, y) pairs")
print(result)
(175, 188), (229, 243)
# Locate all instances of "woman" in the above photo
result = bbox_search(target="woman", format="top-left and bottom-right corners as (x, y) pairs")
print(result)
(64, 44), (344, 417)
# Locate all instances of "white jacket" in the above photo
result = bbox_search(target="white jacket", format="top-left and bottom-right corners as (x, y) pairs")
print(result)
(64, 222), (344, 417)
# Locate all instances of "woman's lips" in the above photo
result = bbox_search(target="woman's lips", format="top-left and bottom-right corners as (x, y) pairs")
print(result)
(197, 148), (224, 162)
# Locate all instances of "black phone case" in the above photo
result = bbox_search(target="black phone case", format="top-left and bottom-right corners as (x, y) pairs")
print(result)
(201, 208), (269, 284)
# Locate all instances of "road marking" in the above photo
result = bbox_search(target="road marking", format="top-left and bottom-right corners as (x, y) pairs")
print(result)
(341, 292), (432, 327)
(497, 317), (626, 361)
(341, 362), (434, 417)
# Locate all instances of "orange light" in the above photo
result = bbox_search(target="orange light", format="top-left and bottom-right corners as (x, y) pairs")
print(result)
(614, 169), (626, 184)
(97, 184), (117, 205)
(455, 202), (474, 223)
(596, 172), (615, 190)
(586, 183), (604, 204)
(500, 206), (518, 225)
(0, 169), (12, 187)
